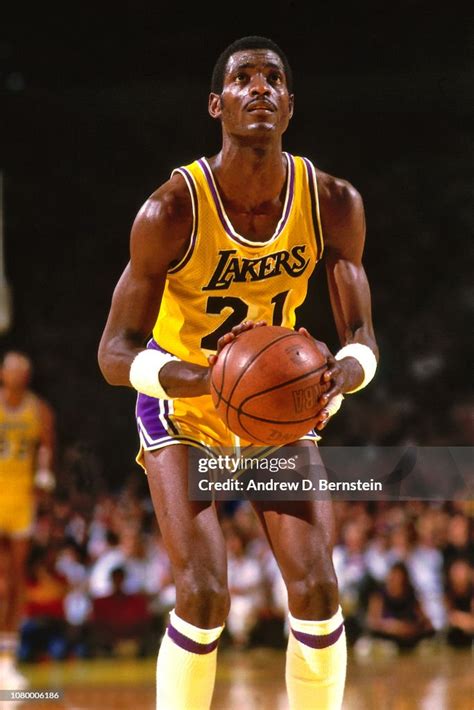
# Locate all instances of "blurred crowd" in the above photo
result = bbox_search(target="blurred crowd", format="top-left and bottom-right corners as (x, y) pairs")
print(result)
(2, 479), (471, 662)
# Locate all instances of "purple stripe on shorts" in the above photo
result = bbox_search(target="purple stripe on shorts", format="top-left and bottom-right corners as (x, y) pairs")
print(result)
(167, 623), (220, 654)
(135, 340), (176, 443)
(136, 392), (168, 442)
(291, 622), (344, 649)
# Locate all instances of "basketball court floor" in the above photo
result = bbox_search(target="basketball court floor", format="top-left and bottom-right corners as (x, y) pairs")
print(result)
(4, 646), (472, 709)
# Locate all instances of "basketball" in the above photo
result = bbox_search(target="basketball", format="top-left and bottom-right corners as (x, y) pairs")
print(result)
(210, 325), (328, 445)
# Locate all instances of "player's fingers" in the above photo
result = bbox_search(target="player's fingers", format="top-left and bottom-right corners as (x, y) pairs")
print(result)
(234, 320), (252, 331)
(216, 331), (236, 353)
(319, 383), (341, 405)
(232, 320), (256, 335)
(298, 327), (311, 339)
(207, 355), (217, 366)
(323, 356), (341, 380)
(315, 409), (330, 430)
(315, 407), (329, 422)
(323, 366), (339, 382)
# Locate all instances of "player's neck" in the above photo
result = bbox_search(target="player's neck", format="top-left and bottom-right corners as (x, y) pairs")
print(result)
(210, 140), (286, 208)
(1, 388), (27, 409)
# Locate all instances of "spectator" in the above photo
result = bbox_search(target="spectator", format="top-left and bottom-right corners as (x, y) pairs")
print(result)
(226, 530), (265, 648)
(333, 520), (372, 641)
(87, 496), (117, 560)
(56, 542), (91, 657)
(365, 562), (434, 650)
(444, 559), (473, 648)
(143, 528), (175, 614)
(365, 528), (393, 584)
(117, 524), (148, 594)
(408, 513), (446, 630)
(20, 548), (69, 662)
(88, 530), (124, 598)
(443, 514), (473, 572)
(91, 566), (153, 656)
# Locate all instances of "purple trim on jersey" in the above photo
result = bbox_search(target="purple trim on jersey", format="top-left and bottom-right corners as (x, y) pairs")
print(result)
(168, 167), (199, 274)
(280, 153), (295, 234)
(167, 623), (220, 654)
(198, 157), (232, 237)
(198, 154), (295, 247)
(291, 622), (344, 649)
(302, 157), (323, 259)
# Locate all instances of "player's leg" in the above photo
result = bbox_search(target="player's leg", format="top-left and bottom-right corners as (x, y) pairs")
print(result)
(0, 535), (29, 689)
(145, 444), (229, 710)
(6, 537), (29, 631)
(252, 441), (346, 710)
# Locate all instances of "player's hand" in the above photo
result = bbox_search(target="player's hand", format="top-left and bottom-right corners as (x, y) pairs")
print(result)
(298, 327), (342, 430)
(207, 320), (267, 367)
(298, 327), (332, 359)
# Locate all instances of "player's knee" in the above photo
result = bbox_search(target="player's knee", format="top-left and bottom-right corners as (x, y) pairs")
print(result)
(287, 575), (339, 619)
(176, 571), (230, 626)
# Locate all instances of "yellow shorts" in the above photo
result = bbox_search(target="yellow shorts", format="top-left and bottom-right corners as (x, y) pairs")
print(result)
(135, 390), (320, 471)
(0, 496), (34, 538)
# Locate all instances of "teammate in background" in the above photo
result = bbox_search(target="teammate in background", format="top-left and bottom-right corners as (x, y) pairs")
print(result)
(99, 36), (378, 710)
(0, 352), (56, 688)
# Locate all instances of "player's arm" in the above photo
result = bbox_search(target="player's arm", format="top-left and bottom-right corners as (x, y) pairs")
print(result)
(315, 175), (379, 427)
(34, 399), (57, 491)
(98, 174), (210, 397)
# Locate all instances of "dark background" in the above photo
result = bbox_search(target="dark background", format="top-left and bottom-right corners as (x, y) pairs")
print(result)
(1, 3), (472, 486)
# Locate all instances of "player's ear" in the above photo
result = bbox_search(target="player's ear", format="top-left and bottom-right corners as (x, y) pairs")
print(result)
(288, 94), (294, 119)
(208, 93), (223, 120)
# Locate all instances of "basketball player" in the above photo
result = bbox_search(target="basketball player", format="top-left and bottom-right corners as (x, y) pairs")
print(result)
(99, 36), (378, 709)
(0, 352), (56, 688)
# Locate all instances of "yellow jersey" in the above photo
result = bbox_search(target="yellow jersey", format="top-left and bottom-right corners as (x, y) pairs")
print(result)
(153, 153), (323, 362)
(0, 391), (42, 499)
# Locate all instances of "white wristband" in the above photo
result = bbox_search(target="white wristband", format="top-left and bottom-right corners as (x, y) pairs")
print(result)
(129, 349), (179, 399)
(34, 469), (56, 492)
(335, 343), (377, 393)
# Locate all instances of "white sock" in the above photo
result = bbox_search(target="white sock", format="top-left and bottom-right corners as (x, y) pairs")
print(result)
(156, 609), (224, 710)
(286, 606), (347, 710)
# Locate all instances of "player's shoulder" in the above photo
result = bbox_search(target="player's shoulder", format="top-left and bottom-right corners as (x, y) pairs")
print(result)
(311, 166), (365, 251)
(315, 168), (363, 213)
(28, 392), (53, 416)
(137, 172), (193, 228)
(130, 171), (194, 268)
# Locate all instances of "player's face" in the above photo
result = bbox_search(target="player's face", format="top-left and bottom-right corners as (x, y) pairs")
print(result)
(209, 49), (294, 139)
(1, 354), (31, 391)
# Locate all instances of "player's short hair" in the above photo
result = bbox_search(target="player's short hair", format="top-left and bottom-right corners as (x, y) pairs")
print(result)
(1, 350), (32, 370)
(211, 36), (293, 94)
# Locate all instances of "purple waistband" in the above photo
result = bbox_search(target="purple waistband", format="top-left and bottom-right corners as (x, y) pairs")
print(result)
(291, 622), (344, 649)
(167, 623), (220, 654)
